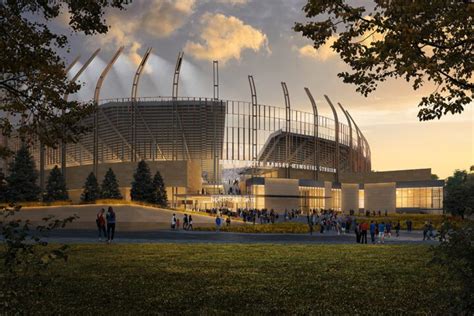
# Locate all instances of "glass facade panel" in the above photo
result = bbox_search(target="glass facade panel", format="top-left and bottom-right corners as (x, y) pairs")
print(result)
(251, 185), (265, 209)
(331, 188), (341, 211)
(299, 186), (325, 211)
(395, 187), (443, 209)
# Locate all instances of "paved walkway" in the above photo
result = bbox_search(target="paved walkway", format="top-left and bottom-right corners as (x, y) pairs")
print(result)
(42, 229), (437, 244)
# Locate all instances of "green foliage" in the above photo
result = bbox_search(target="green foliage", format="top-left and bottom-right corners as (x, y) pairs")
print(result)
(6, 145), (41, 202)
(152, 171), (167, 207)
(0, 204), (77, 313)
(0, 169), (6, 203)
(0, 0), (130, 158)
(294, 1), (473, 120)
(2, 244), (459, 314)
(43, 165), (69, 202)
(130, 160), (155, 203)
(444, 169), (474, 218)
(80, 172), (100, 202)
(100, 168), (122, 199)
(431, 220), (474, 313)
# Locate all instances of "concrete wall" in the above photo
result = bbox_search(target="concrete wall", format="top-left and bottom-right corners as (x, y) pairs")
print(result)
(341, 169), (432, 183)
(365, 182), (396, 213)
(341, 183), (359, 212)
(264, 178), (299, 212)
(61, 161), (202, 203)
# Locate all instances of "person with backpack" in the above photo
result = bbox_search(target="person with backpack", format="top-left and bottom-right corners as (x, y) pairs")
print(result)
(96, 208), (106, 241)
(215, 216), (222, 232)
(106, 206), (116, 244)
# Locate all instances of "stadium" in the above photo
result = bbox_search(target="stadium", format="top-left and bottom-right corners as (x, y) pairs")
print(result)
(4, 48), (443, 213)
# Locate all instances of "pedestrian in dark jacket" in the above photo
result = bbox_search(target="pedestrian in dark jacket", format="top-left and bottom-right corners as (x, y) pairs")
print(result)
(96, 208), (107, 241)
(106, 206), (116, 243)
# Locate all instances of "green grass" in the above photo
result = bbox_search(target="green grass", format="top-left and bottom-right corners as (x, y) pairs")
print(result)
(5, 244), (457, 314)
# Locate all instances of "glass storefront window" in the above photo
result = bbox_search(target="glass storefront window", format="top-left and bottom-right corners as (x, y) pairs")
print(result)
(359, 190), (364, 209)
(396, 187), (443, 209)
(331, 188), (341, 211)
(299, 186), (325, 211)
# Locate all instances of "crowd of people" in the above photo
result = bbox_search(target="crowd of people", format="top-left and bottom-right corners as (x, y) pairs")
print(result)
(171, 213), (194, 231)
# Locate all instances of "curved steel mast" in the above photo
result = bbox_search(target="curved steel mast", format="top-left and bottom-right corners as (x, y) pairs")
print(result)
(304, 87), (319, 181)
(323, 95), (340, 182)
(281, 82), (291, 178)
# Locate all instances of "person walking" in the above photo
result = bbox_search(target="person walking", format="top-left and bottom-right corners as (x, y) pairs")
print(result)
(369, 221), (376, 244)
(360, 221), (368, 244)
(215, 216), (222, 232)
(188, 215), (193, 231)
(106, 206), (116, 244)
(378, 221), (386, 244)
(307, 213), (314, 235)
(183, 214), (188, 230)
(423, 221), (429, 240)
(96, 208), (107, 241)
(171, 213), (177, 230)
(226, 215), (231, 226)
(395, 221), (401, 237)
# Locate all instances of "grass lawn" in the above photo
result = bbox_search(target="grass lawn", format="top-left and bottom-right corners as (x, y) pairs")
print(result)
(6, 244), (457, 314)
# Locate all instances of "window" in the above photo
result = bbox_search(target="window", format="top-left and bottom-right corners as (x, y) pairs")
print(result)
(299, 186), (325, 211)
(251, 185), (265, 209)
(331, 188), (341, 211)
(396, 187), (443, 209)
(359, 190), (364, 209)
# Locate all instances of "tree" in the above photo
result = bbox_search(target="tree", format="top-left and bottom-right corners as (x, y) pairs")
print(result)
(444, 169), (474, 219)
(294, 1), (473, 121)
(100, 168), (122, 199)
(0, 0), (130, 159)
(0, 169), (6, 203)
(43, 165), (69, 202)
(152, 171), (168, 207)
(130, 160), (154, 203)
(6, 145), (41, 202)
(80, 172), (100, 202)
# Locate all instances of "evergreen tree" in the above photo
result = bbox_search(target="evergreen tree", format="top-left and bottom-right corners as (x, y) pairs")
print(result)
(100, 168), (122, 199)
(130, 160), (154, 203)
(152, 171), (168, 207)
(6, 145), (41, 202)
(81, 172), (100, 202)
(43, 165), (69, 202)
(0, 169), (7, 203)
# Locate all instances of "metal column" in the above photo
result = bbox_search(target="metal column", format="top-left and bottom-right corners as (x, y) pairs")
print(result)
(281, 82), (291, 178)
(131, 47), (153, 163)
(93, 47), (124, 177)
(324, 95), (340, 183)
(248, 75), (258, 205)
(171, 52), (184, 207)
(212, 61), (219, 189)
(304, 87), (319, 181)
(62, 49), (100, 179)
(338, 102), (353, 173)
(345, 110), (362, 172)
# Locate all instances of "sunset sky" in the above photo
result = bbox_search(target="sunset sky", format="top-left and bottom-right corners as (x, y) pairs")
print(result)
(54, 0), (473, 179)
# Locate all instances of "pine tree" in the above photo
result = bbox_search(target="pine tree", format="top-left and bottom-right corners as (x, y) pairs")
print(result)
(130, 160), (154, 203)
(43, 165), (69, 202)
(0, 169), (7, 203)
(6, 145), (41, 202)
(101, 168), (122, 199)
(81, 172), (100, 202)
(152, 171), (168, 207)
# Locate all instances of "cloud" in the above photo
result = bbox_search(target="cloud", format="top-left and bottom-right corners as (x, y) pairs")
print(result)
(184, 13), (269, 64)
(298, 35), (338, 61)
(93, 0), (195, 65)
(215, 0), (249, 5)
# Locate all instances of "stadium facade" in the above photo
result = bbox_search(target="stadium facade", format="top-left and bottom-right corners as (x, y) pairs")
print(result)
(2, 49), (444, 213)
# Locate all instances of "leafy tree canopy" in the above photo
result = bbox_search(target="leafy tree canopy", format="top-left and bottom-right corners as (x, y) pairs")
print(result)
(6, 145), (41, 202)
(0, 0), (130, 157)
(101, 168), (122, 199)
(444, 168), (474, 218)
(43, 165), (68, 202)
(294, 0), (473, 120)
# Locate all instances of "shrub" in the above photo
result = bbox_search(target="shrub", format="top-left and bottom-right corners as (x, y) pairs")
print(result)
(43, 165), (69, 202)
(81, 172), (100, 202)
(100, 168), (122, 199)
